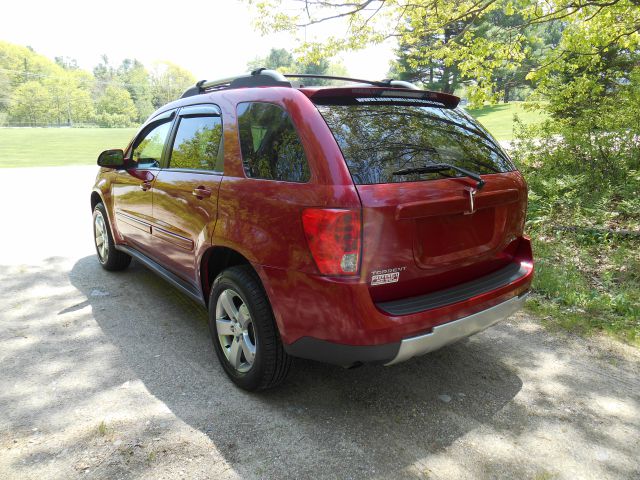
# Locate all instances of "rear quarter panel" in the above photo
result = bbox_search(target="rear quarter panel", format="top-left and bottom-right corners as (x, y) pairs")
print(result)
(209, 88), (361, 338)
(211, 87), (361, 270)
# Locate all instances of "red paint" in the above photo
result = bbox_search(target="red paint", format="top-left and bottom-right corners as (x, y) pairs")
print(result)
(92, 84), (533, 352)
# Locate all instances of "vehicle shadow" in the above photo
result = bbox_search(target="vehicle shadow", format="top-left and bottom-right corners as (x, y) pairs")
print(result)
(67, 255), (524, 479)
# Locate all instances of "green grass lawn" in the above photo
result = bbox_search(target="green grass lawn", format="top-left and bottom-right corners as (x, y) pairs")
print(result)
(467, 102), (548, 140)
(0, 127), (136, 168)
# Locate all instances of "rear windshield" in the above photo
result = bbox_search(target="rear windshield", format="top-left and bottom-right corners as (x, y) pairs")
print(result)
(316, 104), (515, 185)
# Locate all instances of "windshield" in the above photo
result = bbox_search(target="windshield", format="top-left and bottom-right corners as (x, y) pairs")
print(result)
(316, 104), (515, 185)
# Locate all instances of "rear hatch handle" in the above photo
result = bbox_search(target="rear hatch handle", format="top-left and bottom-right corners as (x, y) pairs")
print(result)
(395, 189), (520, 219)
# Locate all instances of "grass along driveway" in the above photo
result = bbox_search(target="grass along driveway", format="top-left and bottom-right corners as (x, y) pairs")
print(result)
(0, 127), (136, 168)
(466, 102), (548, 140)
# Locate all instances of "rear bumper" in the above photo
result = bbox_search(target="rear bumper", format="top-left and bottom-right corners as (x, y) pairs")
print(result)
(260, 236), (533, 358)
(283, 291), (529, 366)
(385, 291), (528, 365)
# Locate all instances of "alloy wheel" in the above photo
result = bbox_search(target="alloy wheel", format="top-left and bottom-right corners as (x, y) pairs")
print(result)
(94, 211), (109, 262)
(215, 289), (256, 373)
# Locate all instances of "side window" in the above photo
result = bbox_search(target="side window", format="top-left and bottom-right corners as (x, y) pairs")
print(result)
(237, 102), (310, 182)
(131, 121), (172, 168)
(169, 115), (223, 171)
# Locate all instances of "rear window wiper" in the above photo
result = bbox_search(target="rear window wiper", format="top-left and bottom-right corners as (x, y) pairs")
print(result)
(392, 163), (485, 189)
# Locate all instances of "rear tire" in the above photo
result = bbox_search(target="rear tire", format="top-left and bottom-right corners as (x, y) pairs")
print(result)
(208, 265), (291, 391)
(93, 203), (131, 271)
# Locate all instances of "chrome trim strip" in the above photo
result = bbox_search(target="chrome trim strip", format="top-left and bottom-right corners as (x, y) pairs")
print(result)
(385, 293), (529, 366)
(152, 225), (194, 250)
(115, 211), (151, 233)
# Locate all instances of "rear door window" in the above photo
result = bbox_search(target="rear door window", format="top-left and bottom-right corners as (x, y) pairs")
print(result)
(237, 102), (310, 182)
(316, 104), (514, 185)
(169, 115), (223, 171)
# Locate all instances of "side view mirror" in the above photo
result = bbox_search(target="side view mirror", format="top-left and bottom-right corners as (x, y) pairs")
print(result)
(97, 149), (125, 169)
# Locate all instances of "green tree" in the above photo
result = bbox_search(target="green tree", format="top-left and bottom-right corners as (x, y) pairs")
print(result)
(390, 12), (559, 100)
(0, 40), (61, 88)
(247, 47), (349, 85)
(9, 81), (52, 126)
(0, 42), (91, 124)
(93, 54), (116, 83)
(248, 48), (294, 71)
(250, 0), (640, 104)
(42, 69), (95, 126)
(390, 24), (465, 94)
(54, 56), (79, 70)
(0, 71), (10, 111)
(45, 75), (95, 125)
(96, 85), (137, 127)
(117, 59), (154, 121)
(150, 61), (196, 108)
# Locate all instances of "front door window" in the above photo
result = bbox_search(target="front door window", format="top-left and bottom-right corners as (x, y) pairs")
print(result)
(131, 121), (172, 168)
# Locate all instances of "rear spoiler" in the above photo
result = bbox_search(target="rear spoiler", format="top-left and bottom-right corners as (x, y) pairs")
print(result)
(305, 87), (460, 109)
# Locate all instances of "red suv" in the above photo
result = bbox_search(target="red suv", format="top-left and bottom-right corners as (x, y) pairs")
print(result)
(91, 69), (533, 390)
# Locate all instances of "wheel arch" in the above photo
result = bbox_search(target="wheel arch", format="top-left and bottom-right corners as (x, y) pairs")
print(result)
(90, 190), (103, 211)
(91, 189), (122, 243)
(200, 246), (256, 307)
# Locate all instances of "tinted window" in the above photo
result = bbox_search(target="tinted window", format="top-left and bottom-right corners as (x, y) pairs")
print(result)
(169, 116), (223, 171)
(237, 102), (309, 182)
(132, 121), (172, 168)
(316, 104), (515, 185)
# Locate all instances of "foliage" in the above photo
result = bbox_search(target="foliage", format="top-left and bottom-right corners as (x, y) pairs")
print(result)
(247, 48), (295, 71)
(149, 61), (196, 108)
(117, 59), (154, 122)
(0, 40), (60, 88)
(43, 73), (95, 125)
(388, 10), (559, 99)
(249, 0), (640, 104)
(247, 47), (348, 85)
(390, 26), (464, 94)
(0, 70), (10, 110)
(0, 40), (198, 126)
(513, 69), (640, 183)
(9, 81), (52, 126)
(96, 85), (137, 127)
(514, 113), (640, 344)
(527, 233), (639, 345)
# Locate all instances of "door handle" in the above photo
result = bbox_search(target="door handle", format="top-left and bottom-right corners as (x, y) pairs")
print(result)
(192, 186), (212, 199)
(140, 181), (152, 191)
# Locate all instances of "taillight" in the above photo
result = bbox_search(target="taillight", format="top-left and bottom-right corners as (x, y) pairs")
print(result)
(301, 208), (361, 276)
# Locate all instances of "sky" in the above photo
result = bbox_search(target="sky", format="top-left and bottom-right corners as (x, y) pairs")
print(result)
(1, 0), (396, 81)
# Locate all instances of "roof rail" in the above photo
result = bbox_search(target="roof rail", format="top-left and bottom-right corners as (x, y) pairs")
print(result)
(179, 68), (420, 98)
(284, 74), (419, 90)
(180, 69), (291, 98)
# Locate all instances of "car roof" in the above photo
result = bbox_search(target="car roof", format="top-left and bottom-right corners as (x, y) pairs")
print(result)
(145, 69), (461, 123)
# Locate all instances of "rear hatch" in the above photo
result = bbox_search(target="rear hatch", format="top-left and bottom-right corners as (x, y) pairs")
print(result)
(311, 87), (528, 307)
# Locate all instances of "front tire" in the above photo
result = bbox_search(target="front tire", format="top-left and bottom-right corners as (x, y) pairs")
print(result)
(209, 265), (291, 391)
(93, 203), (131, 271)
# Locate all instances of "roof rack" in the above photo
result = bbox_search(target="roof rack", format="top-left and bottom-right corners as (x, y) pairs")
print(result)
(180, 68), (419, 98)
(283, 73), (420, 90)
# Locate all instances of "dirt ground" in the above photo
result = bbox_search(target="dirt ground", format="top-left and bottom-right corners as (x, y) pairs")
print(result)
(0, 166), (638, 479)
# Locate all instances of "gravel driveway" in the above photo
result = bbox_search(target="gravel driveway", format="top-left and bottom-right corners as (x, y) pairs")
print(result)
(1, 166), (638, 480)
